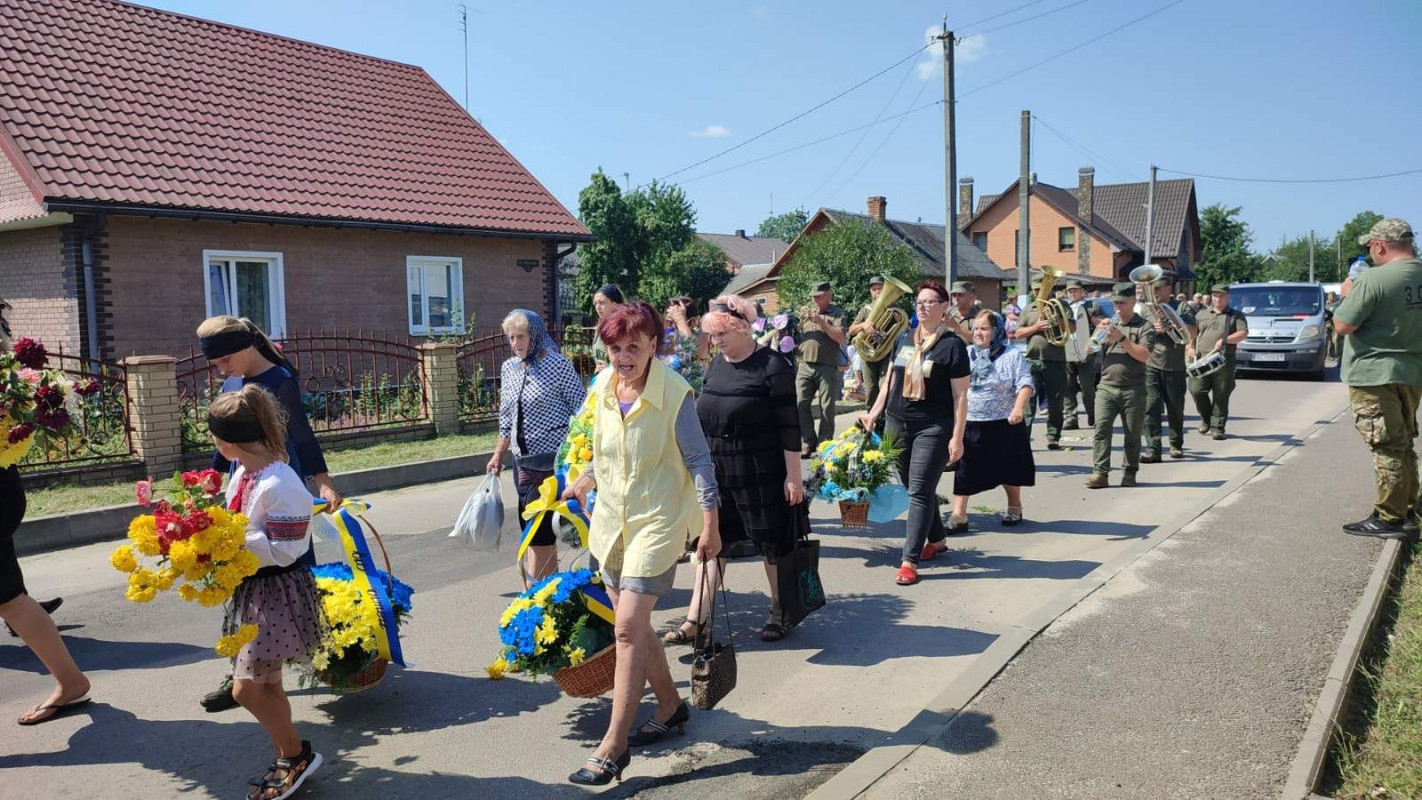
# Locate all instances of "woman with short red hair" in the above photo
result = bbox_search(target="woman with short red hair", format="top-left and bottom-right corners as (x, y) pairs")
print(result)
(562, 301), (720, 785)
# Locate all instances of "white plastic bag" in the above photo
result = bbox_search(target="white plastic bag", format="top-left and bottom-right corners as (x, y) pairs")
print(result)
(451, 473), (504, 552)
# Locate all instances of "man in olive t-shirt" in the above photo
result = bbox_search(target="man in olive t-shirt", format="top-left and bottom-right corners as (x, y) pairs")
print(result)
(1187, 284), (1249, 439)
(1087, 282), (1156, 488)
(1012, 279), (1068, 449)
(1144, 278), (1197, 461)
(796, 281), (848, 455)
(1333, 217), (1422, 538)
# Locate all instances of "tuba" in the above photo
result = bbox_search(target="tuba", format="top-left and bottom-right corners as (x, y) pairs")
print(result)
(851, 275), (912, 362)
(1129, 265), (1188, 345)
(1035, 266), (1072, 347)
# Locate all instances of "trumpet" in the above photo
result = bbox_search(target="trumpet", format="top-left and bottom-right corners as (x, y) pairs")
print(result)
(1129, 265), (1188, 345)
(1087, 315), (1119, 355)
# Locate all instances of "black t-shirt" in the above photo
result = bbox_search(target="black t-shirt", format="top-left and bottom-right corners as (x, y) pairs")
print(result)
(887, 328), (971, 425)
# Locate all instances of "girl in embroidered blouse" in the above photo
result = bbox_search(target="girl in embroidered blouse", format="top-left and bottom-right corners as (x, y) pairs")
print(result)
(210, 386), (325, 800)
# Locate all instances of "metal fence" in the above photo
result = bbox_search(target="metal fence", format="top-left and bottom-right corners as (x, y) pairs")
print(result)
(176, 330), (429, 451)
(20, 346), (136, 471)
(455, 326), (598, 423)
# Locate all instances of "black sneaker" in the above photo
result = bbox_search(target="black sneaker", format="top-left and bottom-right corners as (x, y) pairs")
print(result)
(201, 674), (239, 713)
(1141, 451), (1162, 464)
(6, 597), (62, 637)
(1046, 440), (1061, 451)
(1342, 514), (1408, 540)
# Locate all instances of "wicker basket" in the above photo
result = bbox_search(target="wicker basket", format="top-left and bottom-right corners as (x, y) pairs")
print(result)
(838, 500), (870, 528)
(553, 644), (617, 698)
(319, 656), (389, 694)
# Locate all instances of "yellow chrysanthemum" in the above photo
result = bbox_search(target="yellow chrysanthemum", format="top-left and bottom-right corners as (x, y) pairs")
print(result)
(196, 586), (227, 607)
(128, 516), (161, 557)
(167, 539), (197, 573)
(535, 614), (559, 646)
(533, 578), (560, 606)
(566, 647), (587, 666)
(109, 544), (139, 574)
(863, 450), (885, 464)
(214, 624), (259, 657)
(485, 658), (508, 680)
(177, 583), (201, 603)
(0, 431), (35, 469)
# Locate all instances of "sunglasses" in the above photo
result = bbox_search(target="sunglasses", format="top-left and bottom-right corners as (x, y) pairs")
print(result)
(709, 303), (745, 321)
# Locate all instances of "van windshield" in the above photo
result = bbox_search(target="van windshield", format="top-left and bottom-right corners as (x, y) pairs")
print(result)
(1232, 286), (1321, 316)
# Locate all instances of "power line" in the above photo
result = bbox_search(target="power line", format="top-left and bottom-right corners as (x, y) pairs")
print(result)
(1031, 114), (1143, 183)
(1157, 165), (1422, 184)
(677, 101), (944, 187)
(960, 0), (1187, 99)
(829, 59), (940, 202)
(954, 0), (1052, 31)
(799, 55), (920, 209)
(966, 0), (1092, 37)
(653, 43), (931, 185)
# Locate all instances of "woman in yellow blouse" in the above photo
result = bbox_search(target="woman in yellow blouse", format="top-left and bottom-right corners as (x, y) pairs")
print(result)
(563, 301), (721, 785)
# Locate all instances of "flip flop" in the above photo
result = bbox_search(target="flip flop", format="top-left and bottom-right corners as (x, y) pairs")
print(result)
(17, 696), (91, 726)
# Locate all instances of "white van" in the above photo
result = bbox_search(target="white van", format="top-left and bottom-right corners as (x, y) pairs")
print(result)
(1231, 281), (1328, 379)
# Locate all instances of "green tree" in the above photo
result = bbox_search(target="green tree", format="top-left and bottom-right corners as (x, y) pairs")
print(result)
(640, 238), (729, 310)
(1195, 203), (1261, 289)
(574, 169), (639, 309)
(1257, 232), (1336, 282)
(776, 218), (921, 315)
(1335, 210), (1384, 271)
(755, 209), (809, 243)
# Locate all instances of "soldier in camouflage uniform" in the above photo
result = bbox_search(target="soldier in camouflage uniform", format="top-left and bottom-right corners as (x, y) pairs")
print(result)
(1086, 283), (1156, 489)
(1333, 217), (1422, 539)
(1186, 284), (1249, 440)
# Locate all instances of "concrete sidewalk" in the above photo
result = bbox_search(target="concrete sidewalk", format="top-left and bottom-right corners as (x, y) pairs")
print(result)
(855, 409), (1385, 798)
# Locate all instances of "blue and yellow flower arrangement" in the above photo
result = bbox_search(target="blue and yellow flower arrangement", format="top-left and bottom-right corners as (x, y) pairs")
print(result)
(305, 563), (414, 691)
(487, 567), (614, 681)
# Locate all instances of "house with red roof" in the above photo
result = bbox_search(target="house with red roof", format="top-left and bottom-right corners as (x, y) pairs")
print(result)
(0, 0), (590, 360)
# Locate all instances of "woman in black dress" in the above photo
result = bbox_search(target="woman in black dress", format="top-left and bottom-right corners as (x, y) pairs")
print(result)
(663, 294), (805, 643)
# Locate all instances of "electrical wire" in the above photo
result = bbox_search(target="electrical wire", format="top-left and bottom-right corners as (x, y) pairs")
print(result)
(953, 0), (1052, 31)
(828, 59), (940, 202)
(799, 55), (920, 209)
(1157, 166), (1422, 184)
(1031, 114), (1143, 183)
(652, 43), (932, 184)
(964, 0), (1092, 37)
(960, 0), (1187, 98)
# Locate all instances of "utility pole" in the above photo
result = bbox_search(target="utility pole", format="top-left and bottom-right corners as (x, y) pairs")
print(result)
(1145, 164), (1157, 267)
(939, 19), (957, 287)
(1309, 229), (1316, 283)
(1017, 110), (1030, 299)
(460, 4), (469, 109)
(621, 172), (630, 191)
(1336, 237), (1342, 281)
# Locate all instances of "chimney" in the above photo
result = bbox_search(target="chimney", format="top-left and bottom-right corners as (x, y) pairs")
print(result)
(735, 229), (747, 239)
(1077, 167), (1095, 225)
(867, 195), (887, 223)
(957, 177), (974, 230)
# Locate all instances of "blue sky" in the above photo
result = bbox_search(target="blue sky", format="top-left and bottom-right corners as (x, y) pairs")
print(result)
(150, 0), (1420, 257)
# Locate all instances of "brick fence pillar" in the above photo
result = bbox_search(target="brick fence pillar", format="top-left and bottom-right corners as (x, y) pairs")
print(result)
(420, 342), (461, 436)
(123, 355), (183, 478)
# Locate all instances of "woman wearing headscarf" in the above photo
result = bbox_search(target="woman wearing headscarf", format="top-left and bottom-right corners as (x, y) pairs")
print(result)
(591, 284), (625, 372)
(194, 315), (342, 714)
(949, 310), (1036, 527)
(858, 280), (970, 586)
(487, 309), (587, 586)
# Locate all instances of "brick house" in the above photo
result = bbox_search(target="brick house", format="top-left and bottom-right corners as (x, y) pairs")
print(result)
(0, 0), (590, 361)
(960, 168), (1200, 293)
(740, 196), (1014, 312)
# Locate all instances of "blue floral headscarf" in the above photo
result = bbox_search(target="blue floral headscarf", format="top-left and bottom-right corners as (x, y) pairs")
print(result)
(968, 310), (1007, 387)
(513, 309), (560, 363)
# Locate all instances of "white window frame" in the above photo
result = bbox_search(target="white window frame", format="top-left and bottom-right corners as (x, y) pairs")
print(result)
(406, 256), (466, 336)
(201, 250), (287, 338)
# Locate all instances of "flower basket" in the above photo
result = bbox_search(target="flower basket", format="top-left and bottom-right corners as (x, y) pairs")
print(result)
(838, 500), (870, 529)
(552, 643), (617, 698)
(306, 521), (414, 693)
(318, 654), (389, 694)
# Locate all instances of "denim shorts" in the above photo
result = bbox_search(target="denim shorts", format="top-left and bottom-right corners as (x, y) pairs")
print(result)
(599, 541), (677, 598)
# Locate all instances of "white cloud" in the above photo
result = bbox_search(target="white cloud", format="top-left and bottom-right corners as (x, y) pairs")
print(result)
(957, 34), (988, 63)
(690, 124), (731, 139)
(916, 26), (987, 79)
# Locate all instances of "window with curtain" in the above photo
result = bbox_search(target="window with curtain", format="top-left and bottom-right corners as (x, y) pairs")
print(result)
(204, 252), (285, 337)
(1058, 227), (1076, 252)
(406, 257), (465, 335)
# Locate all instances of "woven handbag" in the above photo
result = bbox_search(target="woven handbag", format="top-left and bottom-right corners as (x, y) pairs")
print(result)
(690, 569), (737, 710)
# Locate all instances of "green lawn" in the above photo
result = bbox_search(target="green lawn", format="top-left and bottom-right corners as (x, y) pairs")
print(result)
(23, 431), (498, 518)
(1328, 538), (1422, 799)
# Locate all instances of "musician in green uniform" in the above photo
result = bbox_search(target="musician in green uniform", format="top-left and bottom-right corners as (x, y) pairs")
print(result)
(796, 281), (848, 456)
(1012, 278), (1068, 450)
(1143, 278), (1198, 461)
(1086, 282), (1156, 489)
(848, 275), (894, 416)
(1186, 283), (1249, 441)
(946, 281), (983, 344)
(1063, 280), (1102, 430)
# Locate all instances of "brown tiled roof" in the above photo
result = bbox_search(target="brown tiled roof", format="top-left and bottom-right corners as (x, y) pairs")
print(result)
(724, 263), (775, 296)
(823, 209), (1013, 281)
(696, 232), (789, 269)
(0, 0), (589, 237)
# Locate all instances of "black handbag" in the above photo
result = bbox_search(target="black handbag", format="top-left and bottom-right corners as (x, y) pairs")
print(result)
(776, 504), (825, 629)
(690, 570), (737, 711)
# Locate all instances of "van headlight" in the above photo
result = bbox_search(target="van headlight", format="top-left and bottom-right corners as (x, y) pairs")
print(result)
(1295, 325), (1321, 342)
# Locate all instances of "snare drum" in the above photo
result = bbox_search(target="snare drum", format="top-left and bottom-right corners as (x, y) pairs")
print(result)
(1186, 351), (1226, 380)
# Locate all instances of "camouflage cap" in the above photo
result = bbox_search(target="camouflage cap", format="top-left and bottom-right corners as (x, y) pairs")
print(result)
(811, 281), (832, 295)
(868, 275), (885, 286)
(1111, 282), (1136, 301)
(1210, 283), (1230, 293)
(1357, 217), (1415, 246)
(950, 281), (975, 294)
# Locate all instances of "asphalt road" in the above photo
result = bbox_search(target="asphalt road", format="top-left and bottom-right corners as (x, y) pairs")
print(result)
(0, 371), (1355, 799)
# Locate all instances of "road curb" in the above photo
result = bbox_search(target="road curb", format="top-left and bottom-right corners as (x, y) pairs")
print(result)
(15, 451), (492, 557)
(809, 406), (1350, 800)
(1281, 533), (1406, 799)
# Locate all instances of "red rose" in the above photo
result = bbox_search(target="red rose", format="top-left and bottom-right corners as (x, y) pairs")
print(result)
(184, 509), (212, 533)
(34, 384), (64, 410)
(198, 469), (223, 495)
(36, 407), (70, 431)
(135, 480), (153, 507)
(7, 422), (34, 445)
(10, 337), (47, 370)
(181, 471), (202, 487)
(154, 507), (186, 551)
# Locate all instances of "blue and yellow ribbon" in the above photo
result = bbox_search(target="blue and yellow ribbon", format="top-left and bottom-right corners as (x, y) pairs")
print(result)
(579, 575), (615, 626)
(516, 467), (591, 564)
(315, 499), (406, 667)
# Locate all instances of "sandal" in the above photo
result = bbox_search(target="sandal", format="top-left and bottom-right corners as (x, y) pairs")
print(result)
(17, 695), (90, 726)
(895, 565), (919, 586)
(246, 741), (322, 800)
(662, 622), (707, 648)
(944, 514), (970, 534)
(1001, 507), (1023, 527)
(920, 541), (947, 561)
(569, 749), (631, 785)
(760, 622), (787, 642)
